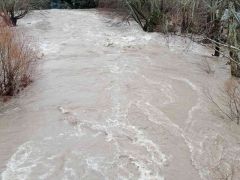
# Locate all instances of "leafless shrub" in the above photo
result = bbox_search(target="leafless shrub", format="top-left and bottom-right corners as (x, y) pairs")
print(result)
(206, 79), (240, 125)
(0, 27), (38, 97)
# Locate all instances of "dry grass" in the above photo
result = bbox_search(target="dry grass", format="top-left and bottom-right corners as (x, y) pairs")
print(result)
(0, 27), (38, 97)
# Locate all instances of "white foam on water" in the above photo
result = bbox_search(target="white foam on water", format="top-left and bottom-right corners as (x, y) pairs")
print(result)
(140, 74), (176, 105)
(168, 77), (211, 179)
(39, 41), (60, 54)
(39, 42), (49, 53)
(129, 155), (165, 180)
(2, 9), (238, 180)
(63, 167), (77, 179)
(85, 157), (106, 177)
(2, 141), (37, 180)
(173, 77), (198, 91)
(121, 36), (136, 42)
(43, 137), (53, 141)
(129, 125), (167, 167)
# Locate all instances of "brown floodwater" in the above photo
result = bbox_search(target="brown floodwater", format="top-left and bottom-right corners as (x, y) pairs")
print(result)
(0, 9), (240, 180)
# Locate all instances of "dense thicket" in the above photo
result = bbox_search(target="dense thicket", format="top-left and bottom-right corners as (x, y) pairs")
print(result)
(0, 0), (239, 77)
(99, 0), (240, 77)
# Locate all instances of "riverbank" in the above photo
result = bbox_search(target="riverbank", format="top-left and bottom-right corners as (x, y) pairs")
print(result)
(0, 9), (239, 180)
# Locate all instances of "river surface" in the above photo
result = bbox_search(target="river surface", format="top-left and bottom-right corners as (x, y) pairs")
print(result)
(0, 10), (240, 180)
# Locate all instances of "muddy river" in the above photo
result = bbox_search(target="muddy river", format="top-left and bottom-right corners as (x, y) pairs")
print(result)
(0, 10), (240, 180)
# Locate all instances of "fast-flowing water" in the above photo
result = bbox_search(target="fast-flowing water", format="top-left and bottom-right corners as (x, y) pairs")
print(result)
(0, 10), (240, 180)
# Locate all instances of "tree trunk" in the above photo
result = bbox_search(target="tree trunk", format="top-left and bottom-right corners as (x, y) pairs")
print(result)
(181, 7), (187, 33)
(228, 3), (240, 77)
(10, 16), (17, 26)
(181, 6), (191, 34)
(230, 51), (240, 77)
(213, 39), (220, 57)
(212, 19), (221, 57)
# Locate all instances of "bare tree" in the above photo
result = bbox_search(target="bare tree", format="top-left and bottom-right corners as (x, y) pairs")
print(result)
(0, 0), (48, 26)
(0, 0), (31, 26)
(227, 2), (240, 77)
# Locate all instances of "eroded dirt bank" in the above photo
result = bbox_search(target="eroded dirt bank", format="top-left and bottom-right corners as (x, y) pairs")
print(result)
(0, 10), (240, 180)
